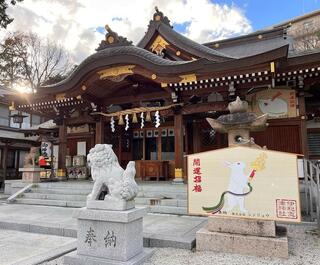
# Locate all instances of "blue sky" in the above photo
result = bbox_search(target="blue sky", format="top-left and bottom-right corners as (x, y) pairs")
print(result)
(213, 0), (320, 30)
(7, 0), (320, 63)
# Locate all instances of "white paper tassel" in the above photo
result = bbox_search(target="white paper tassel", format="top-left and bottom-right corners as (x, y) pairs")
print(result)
(140, 112), (144, 129)
(125, 114), (129, 131)
(110, 117), (115, 132)
(155, 110), (160, 128)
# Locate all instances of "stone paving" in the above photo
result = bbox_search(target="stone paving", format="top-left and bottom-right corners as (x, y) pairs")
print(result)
(42, 224), (320, 265)
(0, 229), (76, 265)
(0, 203), (207, 249)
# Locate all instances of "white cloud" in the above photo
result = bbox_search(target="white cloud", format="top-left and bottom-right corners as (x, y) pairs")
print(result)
(5, 0), (252, 64)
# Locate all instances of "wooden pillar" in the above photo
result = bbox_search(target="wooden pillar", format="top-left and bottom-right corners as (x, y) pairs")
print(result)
(2, 143), (8, 182)
(173, 113), (184, 183)
(142, 129), (146, 160)
(58, 120), (67, 178)
(95, 117), (105, 145)
(192, 120), (201, 153)
(157, 131), (162, 161)
(298, 95), (309, 158)
(15, 150), (20, 177)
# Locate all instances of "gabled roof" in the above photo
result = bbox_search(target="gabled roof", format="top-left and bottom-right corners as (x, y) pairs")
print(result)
(203, 27), (291, 58)
(137, 7), (234, 61)
(268, 9), (320, 29)
(38, 44), (288, 94)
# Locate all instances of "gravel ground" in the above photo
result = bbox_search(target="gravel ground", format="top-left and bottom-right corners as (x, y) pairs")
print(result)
(42, 224), (320, 265)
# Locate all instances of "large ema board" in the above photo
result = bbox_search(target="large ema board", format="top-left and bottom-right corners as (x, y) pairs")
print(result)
(187, 146), (301, 222)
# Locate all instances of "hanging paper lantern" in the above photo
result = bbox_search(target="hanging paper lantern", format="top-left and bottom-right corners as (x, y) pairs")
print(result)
(110, 117), (115, 132)
(132, 112), (138, 123)
(125, 114), (129, 131)
(146, 111), (151, 122)
(155, 110), (160, 128)
(118, 115), (124, 125)
(140, 112), (145, 129)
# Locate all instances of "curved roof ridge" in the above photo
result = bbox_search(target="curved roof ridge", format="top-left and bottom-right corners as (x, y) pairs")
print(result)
(203, 27), (287, 47)
(41, 46), (193, 89)
(137, 20), (235, 61)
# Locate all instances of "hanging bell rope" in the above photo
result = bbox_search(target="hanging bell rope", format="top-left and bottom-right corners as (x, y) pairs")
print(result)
(118, 115), (124, 125)
(132, 113), (138, 123)
(92, 103), (182, 118)
(145, 111), (151, 122)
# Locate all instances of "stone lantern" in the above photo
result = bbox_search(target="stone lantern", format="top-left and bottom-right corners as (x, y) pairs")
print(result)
(206, 97), (268, 147)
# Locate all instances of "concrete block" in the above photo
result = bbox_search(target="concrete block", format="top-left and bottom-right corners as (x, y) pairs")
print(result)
(160, 199), (178, 207)
(63, 227), (77, 238)
(29, 224), (63, 236)
(177, 200), (187, 207)
(206, 216), (276, 237)
(66, 201), (86, 208)
(148, 205), (187, 215)
(64, 248), (154, 265)
(74, 207), (147, 223)
(77, 216), (143, 261)
(87, 199), (135, 211)
(0, 221), (30, 232)
(20, 167), (42, 183)
(68, 206), (153, 264)
(15, 198), (67, 207)
(196, 227), (288, 258)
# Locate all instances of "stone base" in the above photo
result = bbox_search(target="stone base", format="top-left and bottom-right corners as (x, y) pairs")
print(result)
(196, 227), (288, 258)
(64, 248), (154, 265)
(172, 178), (184, 184)
(87, 199), (135, 211)
(19, 167), (42, 183)
(73, 207), (150, 263)
(206, 216), (276, 237)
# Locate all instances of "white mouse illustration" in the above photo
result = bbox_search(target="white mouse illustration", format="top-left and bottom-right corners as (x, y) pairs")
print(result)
(224, 161), (249, 213)
(258, 98), (288, 117)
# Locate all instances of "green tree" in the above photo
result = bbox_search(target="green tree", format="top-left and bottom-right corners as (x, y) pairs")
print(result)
(0, 32), (72, 92)
(0, 0), (23, 29)
(0, 32), (27, 89)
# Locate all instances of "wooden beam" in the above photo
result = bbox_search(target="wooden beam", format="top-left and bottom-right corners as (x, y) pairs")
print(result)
(58, 120), (67, 174)
(95, 117), (105, 144)
(182, 102), (228, 115)
(298, 95), (309, 158)
(173, 113), (184, 183)
(103, 91), (170, 105)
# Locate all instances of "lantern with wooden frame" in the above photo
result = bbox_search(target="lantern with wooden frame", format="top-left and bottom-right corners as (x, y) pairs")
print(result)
(10, 111), (28, 124)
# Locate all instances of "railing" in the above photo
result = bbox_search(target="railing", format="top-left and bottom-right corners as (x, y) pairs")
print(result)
(302, 159), (320, 230)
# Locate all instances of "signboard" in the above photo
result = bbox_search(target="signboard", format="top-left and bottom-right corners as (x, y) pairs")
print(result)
(188, 146), (301, 222)
(67, 124), (90, 134)
(246, 89), (296, 119)
(41, 141), (52, 158)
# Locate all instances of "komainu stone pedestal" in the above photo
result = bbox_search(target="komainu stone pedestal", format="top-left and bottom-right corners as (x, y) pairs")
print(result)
(64, 206), (154, 265)
(19, 167), (42, 183)
(196, 216), (288, 258)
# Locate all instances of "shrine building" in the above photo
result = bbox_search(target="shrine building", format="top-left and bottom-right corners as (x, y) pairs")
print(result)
(9, 8), (320, 182)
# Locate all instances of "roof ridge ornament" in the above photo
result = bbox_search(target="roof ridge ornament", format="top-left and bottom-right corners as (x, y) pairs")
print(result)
(96, 24), (133, 51)
(152, 6), (172, 27)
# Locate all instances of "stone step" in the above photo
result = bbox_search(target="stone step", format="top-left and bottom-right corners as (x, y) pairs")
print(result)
(15, 198), (87, 208)
(22, 192), (88, 201)
(15, 198), (69, 207)
(147, 205), (188, 215)
(35, 182), (93, 190)
(31, 188), (91, 195)
(14, 198), (187, 214)
(134, 197), (187, 207)
(137, 191), (187, 200)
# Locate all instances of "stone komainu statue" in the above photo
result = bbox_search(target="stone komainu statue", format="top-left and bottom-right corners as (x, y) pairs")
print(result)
(87, 144), (139, 202)
(24, 147), (39, 167)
